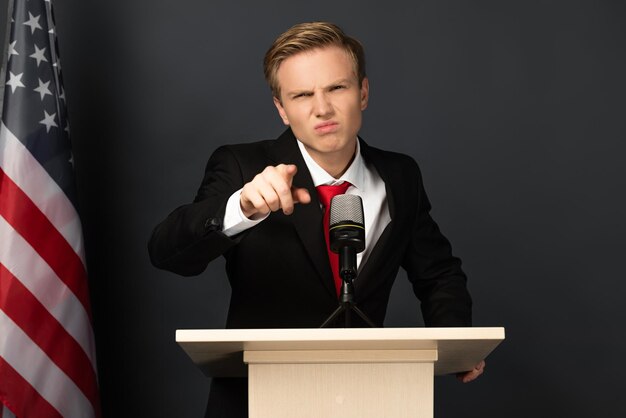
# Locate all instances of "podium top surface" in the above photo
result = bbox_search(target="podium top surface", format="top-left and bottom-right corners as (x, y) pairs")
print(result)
(176, 327), (505, 377)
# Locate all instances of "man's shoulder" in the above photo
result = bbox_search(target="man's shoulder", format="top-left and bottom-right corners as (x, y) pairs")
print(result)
(359, 139), (420, 171)
(207, 130), (300, 178)
(210, 138), (277, 168)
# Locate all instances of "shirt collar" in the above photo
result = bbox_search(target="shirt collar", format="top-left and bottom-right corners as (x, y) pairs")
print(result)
(296, 138), (365, 191)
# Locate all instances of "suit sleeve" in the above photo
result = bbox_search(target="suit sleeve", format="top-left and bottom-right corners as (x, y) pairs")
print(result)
(401, 162), (473, 327)
(148, 146), (245, 276)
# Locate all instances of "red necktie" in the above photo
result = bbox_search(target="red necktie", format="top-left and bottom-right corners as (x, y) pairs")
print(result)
(316, 182), (352, 296)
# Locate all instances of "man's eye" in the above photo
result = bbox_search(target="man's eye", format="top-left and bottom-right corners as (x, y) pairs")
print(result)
(331, 85), (346, 91)
(294, 93), (311, 99)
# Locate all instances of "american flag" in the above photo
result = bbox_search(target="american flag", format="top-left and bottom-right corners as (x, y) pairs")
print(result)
(0, 0), (100, 417)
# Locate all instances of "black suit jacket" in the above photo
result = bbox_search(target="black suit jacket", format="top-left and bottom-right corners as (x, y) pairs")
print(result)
(148, 128), (472, 415)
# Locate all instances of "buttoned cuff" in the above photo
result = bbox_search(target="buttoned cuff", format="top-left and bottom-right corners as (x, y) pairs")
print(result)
(221, 189), (269, 237)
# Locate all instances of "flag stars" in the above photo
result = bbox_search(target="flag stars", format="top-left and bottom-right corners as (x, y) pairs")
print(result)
(23, 12), (43, 34)
(8, 40), (19, 60)
(53, 58), (62, 73)
(30, 45), (48, 67)
(48, 18), (56, 36)
(39, 111), (58, 132)
(6, 72), (26, 93)
(34, 79), (53, 101)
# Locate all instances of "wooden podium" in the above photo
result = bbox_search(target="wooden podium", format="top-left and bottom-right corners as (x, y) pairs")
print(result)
(177, 327), (504, 418)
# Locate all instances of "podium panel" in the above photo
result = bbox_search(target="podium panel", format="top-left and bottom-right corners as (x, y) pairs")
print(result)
(247, 349), (436, 418)
(177, 327), (504, 418)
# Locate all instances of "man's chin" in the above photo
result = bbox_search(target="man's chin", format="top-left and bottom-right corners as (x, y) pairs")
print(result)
(305, 141), (350, 156)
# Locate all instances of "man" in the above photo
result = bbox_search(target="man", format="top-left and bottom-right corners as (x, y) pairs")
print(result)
(149, 22), (484, 417)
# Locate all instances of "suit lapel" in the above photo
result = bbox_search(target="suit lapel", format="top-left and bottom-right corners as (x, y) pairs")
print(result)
(265, 129), (337, 297)
(354, 139), (398, 295)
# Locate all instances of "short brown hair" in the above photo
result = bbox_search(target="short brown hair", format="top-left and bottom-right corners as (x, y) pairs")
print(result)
(263, 22), (366, 99)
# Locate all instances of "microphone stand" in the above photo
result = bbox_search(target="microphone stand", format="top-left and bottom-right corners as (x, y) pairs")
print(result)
(320, 247), (377, 328)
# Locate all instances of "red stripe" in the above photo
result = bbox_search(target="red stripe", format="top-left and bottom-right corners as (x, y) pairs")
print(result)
(0, 167), (91, 317)
(0, 263), (100, 414)
(0, 356), (62, 418)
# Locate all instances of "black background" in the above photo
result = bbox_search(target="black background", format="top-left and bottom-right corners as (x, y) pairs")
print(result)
(2, 1), (625, 417)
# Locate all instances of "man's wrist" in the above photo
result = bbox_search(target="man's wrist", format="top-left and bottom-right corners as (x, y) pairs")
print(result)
(222, 189), (268, 236)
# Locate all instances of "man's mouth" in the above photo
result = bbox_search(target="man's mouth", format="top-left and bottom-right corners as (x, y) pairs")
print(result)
(314, 121), (339, 133)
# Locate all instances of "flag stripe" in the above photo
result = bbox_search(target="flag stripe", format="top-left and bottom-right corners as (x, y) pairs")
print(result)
(1, 405), (16, 418)
(0, 310), (95, 417)
(0, 402), (16, 418)
(0, 216), (95, 364)
(0, 263), (99, 410)
(0, 166), (91, 315)
(0, 122), (85, 266)
(0, 352), (62, 418)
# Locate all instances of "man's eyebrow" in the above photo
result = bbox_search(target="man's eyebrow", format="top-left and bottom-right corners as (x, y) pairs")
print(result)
(325, 78), (352, 86)
(285, 79), (355, 97)
(286, 88), (312, 97)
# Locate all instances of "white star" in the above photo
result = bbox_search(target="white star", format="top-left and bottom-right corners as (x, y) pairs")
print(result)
(34, 79), (53, 100)
(23, 12), (42, 34)
(8, 40), (19, 60)
(39, 111), (58, 133)
(64, 121), (71, 137)
(48, 16), (56, 35)
(53, 58), (62, 73)
(68, 152), (74, 167)
(6, 72), (25, 93)
(59, 86), (66, 102)
(30, 45), (48, 67)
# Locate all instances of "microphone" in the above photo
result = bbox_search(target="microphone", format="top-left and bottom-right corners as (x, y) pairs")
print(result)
(329, 194), (365, 282)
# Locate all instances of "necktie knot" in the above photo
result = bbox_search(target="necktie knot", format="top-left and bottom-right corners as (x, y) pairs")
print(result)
(316, 182), (352, 208)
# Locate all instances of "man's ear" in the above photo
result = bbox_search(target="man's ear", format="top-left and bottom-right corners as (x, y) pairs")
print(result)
(360, 77), (370, 111)
(273, 96), (290, 125)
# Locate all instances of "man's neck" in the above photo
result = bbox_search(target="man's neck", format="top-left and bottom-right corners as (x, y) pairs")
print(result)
(304, 141), (357, 179)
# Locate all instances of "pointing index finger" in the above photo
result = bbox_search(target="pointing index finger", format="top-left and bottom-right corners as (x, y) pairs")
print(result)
(277, 164), (298, 183)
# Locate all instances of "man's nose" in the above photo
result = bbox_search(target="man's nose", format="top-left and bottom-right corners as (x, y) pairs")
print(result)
(313, 93), (333, 117)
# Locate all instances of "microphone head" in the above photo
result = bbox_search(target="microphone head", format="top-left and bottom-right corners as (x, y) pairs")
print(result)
(329, 194), (365, 253)
(329, 194), (364, 226)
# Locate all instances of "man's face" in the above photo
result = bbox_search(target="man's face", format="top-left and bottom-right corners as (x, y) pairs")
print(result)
(273, 46), (369, 167)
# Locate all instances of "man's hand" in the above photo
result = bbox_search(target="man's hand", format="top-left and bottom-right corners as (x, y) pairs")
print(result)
(456, 360), (485, 383)
(240, 164), (311, 218)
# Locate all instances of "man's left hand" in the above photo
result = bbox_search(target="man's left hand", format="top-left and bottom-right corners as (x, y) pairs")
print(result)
(456, 360), (485, 383)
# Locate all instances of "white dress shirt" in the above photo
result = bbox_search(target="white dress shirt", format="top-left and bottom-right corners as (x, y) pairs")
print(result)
(222, 138), (391, 272)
